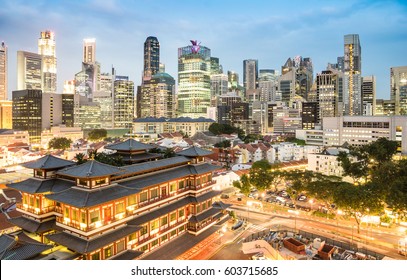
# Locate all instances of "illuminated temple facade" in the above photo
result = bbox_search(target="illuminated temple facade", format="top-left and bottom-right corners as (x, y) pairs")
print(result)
(6, 139), (228, 260)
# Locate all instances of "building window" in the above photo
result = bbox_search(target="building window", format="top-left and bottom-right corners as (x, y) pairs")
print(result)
(78, 179), (88, 187)
(140, 245), (148, 252)
(170, 212), (177, 222)
(117, 240), (125, 253)
(129, 232), (137, 241)
(128, 195), (137, 205)
(72, 209), (79, 222)
(115, 202), (125, 214)
(170, 183), (177, 192)
(91, 252), (100, 260)
(64, 207), (69, 218)
(81, 212), (86, 224)
(179, 225), (185, 232)
(104, 246), (113, 259)
(170, 229), (177, 237)
(90, 210), (100, 223)
(160, 216), (168, 226)
(95, 178), (106, 186)
(150, 188), (158, 199)
(161, 234), (168, 243)
(179, 209), (185, 218)
(140, 224), (148, 236)
(151, 239), (159, 248)
(178, 180), (184, 189)
(150, 219), (159, 231)
(140, 191), (148, 202)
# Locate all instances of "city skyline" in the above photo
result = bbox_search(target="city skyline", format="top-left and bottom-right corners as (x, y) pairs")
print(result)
(1, 0), (407, 99)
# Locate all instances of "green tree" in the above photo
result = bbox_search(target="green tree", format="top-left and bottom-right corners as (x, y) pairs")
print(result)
(162, 147), (176, 158)
(233, 174), (251, 196)
(74, 153), (87, 164)
(88, 129), (108, 141)
(48, 137), (72, 150)
(249, 160), (273, 191)
(214, 140), (231, 148)
(333, 183), (383, 233)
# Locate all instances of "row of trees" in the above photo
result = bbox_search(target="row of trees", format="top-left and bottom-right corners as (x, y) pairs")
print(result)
(233, 138), (407, 233)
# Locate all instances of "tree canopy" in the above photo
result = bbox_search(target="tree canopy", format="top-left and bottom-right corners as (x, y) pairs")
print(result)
(48, 137), (72, 150)
(88, 129), (108, 141)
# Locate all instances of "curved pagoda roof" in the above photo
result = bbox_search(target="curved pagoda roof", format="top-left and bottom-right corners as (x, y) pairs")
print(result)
(22, 155), (75, 170)
(176, 146), (213, 157)
(56, 160), (122, 179)
(105, 138), (155, 151)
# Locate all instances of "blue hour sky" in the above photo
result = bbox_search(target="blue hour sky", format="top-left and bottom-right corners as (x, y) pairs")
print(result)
(1, 0), (407, 99)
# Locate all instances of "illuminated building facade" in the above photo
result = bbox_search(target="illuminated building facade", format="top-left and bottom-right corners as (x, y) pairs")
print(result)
(344, 34), (362, 116)
(17, 51), (42, 91)
(7, 142), (227, 260)
(361, 75), (376, 116)
(0, 41), (7, 100)
(143, 36), (160, 80)
(391, 66), (407, 115)
(177, 41), (211, 118)
(113, 76), (134, 129)
(38, 31), (57, 93)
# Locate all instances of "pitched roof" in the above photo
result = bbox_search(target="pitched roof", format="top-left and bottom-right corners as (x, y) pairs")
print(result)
(0, 232), (52, 260)
(46, 184), (141, 208)
(120, 156), (190, 177)
(56, 160), (122, 178)
(47, 225), (141, 254)
(22, 154), (75, 170)
(110, 250), (144, 260)
(188, 207), (221, 223)
(105, 139), (155, 151)
(176, 146), (213, 157)
(120, 163), (220, 190)
(7, 178), (73, 194)
(9, 216), (55, 233)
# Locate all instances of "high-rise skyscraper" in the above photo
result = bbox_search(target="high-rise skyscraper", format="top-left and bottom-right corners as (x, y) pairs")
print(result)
(316, 70), (341, 122)
(17, 51), (42, 90)
(390, 66), (407, 115)
(344, 34), (362, 116)
(38, 30), (57, 93)
(83, 38), (96, 64)
(210, 74), (228, 107)
(243, 59), (259, 101)
(177, 40), (211, 118)
(0, 41), (7, 100)
(361, 76), (376, 116)
(143, 36), (160, 81)
(113, 76), (134, 129)
(139, 36), (162, 118)
(12, 89), (64, 143)
(243, 59), (258, 91)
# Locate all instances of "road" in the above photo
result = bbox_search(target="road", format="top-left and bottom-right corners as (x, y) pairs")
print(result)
(209, 206), (405, 260)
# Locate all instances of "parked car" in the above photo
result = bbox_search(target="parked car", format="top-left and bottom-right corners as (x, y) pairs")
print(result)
(232, 220), (244, 230)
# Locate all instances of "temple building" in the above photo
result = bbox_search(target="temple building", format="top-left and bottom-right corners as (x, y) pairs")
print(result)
(5, 140), (228, 260)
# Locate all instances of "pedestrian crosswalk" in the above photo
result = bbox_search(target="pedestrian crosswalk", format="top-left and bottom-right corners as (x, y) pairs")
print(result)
(247, 224), (268, 233)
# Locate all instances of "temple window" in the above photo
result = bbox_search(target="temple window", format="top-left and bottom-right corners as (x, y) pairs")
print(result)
(115, 202), (125, 215)
(160, 216), (168, 227)
(139, 191), (148, 203)
(104, 245), (113, 259)
(179, 209), (185, 218)
(91, 251), (100, 260)
(178, 180), (184, 189)
(150, 188), (158, 199)
(117, 240), (125, 253)
(169, 183), (177, 193)
(128, 195), (137, 205)
(90, 209), (100, 223)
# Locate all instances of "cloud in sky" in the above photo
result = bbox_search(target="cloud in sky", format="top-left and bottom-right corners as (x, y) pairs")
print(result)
(1, 0), (407, 99)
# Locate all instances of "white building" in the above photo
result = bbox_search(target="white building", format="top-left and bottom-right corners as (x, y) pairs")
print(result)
(323, 116), (407, 154)
(307, 147), (350, 178)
